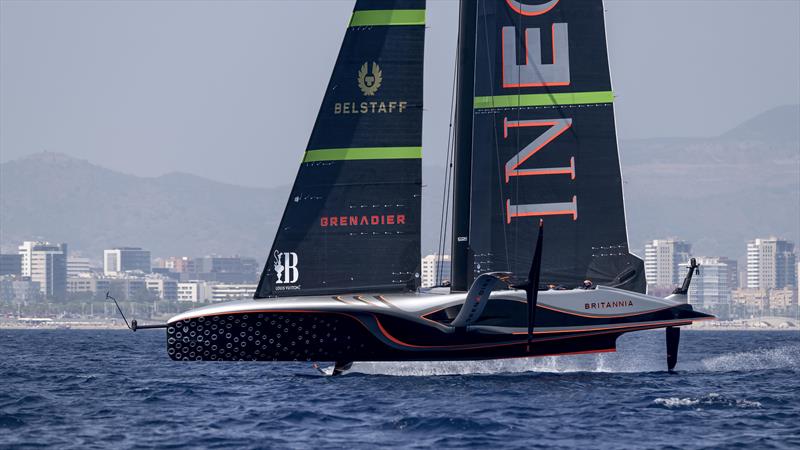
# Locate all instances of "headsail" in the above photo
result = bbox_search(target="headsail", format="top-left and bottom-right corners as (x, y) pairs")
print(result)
(255, 0), (426, 298)
(452, 0), (645, 292)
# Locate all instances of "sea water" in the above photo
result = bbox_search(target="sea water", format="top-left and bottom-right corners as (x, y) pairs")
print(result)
(1, 329), (798, 449)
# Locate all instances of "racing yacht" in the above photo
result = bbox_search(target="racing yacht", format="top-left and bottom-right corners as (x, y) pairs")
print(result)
(158, 0), (714, 373)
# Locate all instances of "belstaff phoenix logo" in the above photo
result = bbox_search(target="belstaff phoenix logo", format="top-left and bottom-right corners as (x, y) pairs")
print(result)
(273, 250), (299, 285)
(334, 61), (406, 114)
(357, 62), (382, 96)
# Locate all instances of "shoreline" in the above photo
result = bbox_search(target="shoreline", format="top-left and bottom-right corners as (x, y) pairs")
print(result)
(1, 322), (797, 331)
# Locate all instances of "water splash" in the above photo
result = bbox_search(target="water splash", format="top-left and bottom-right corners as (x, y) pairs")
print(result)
(653, 393), (762, 409)
(700, 344), (800, 372)
(347, 351), (662, 376)
(337, 340), (799, 377)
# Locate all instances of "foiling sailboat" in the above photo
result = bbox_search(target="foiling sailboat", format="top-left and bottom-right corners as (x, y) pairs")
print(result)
(153, 0), (714, 374)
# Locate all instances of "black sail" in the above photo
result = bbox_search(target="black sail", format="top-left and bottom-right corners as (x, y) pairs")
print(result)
(255, 0), (425, 298)
(456, 0), (645, 292)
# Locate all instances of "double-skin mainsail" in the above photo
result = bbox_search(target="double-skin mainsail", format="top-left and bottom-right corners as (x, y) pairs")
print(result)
(451, 0), (645, 292)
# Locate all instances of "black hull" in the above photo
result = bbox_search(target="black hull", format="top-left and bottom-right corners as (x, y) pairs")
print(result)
(166, 308), (702, 363)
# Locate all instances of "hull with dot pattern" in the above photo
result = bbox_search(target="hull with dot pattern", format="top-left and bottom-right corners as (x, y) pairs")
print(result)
(167, 312), (388, 362)
(166, 311), (631, 362)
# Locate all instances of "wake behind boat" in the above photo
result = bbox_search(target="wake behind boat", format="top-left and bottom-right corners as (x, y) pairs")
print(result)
(153, 0), (714, 373)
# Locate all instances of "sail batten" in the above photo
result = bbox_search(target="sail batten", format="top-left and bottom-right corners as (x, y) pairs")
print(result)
(349, 9), (426, 27)
(303, 146), (422, 163)
(474, 90), (614, 109)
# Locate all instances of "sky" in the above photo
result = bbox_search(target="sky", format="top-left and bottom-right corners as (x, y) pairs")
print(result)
(1, 0), (799, 188)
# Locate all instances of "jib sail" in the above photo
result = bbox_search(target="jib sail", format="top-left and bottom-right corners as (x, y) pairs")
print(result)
(452, 0), (645, 292)
(255, 0), (425, 298)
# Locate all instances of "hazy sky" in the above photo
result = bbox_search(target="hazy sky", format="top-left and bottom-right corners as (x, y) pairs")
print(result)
(1, 0), (799, 188)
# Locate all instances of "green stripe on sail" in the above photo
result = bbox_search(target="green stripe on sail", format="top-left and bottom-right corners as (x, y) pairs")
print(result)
(303, 147), (422, 162)
(349, 10), (426, 27)
(474, 91), (614, 109)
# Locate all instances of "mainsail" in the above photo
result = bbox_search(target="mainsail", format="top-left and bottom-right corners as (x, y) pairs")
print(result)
(255, 0), (426, 297)
(451, 0), (645, 292)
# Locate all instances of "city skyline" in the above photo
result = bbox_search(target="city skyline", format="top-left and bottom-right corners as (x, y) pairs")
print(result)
(2, 234), (796, 321)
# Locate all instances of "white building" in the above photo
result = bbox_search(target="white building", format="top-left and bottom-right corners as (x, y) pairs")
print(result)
(746, 237), (797, 290)
(18, 241), (42, 277)
(644, 239), (691, 289)
(19, 241), (67, 299)
(177, 281), (210, 302)
(104, 247), (151, 276)
(67, 257), (92, 278)
(208, 283), (257, 302)
(421, 254), (451, 288)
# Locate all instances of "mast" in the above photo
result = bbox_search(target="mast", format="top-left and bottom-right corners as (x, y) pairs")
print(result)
(450, 0), (478, 292)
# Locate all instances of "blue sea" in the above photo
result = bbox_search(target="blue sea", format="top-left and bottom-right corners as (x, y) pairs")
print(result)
(1, 329), (798, 449)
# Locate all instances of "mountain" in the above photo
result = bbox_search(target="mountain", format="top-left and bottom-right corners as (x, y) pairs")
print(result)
(0, 152), (286, 262)
(618, 105), (799, 261)
(1, 106), (798, 267)
(722, 105), (800, 143)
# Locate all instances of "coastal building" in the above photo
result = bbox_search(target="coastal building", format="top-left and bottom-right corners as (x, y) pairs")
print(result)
(145, 278), (178, 301)
(198, 256), (258, 282)
(0, 276), (41, 302)
(686, 257), (735, 319)
(644, 239), (691, 289)
(0, 254), (22, 276)
(104, 247), (151, 276)
(0, 277), (12, 302)
(421, 254), (451, 288)
(178, 256), (259, 283)
(164, 256), (196, 273)
(0, 277), (12, 301)
(208, 283), (257, 302)
(105, 278), (148, 301)
(67, 274), (111, 296)
(66, 272), (180, 301)
(19, 242), (67, 299)
(731, 288), (769, 318)
(177, 281), (210, 302)
(746, 238), (797, 290)
(151, 268), (180, 280)
(67, 257), (92, 277)
(768, 288), (797, 316)
(195, 256), (257, 274)
(18, 241), (44, 277)
(722, 257), (739, 290)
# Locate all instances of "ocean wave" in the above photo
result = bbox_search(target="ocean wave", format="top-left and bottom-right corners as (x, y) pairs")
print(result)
(278, 410), (354, 425)
(0, 414), (27, 429)
(700, 344), (800, 372)
(653, 393), (763, 409)
(1, 329), (797, 449)
(386, 416), (509, 433)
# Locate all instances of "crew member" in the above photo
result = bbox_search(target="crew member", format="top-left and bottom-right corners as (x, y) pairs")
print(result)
(581, 279), (594, 289)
